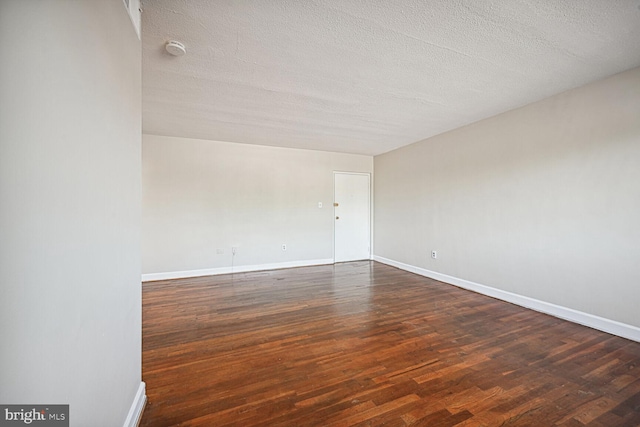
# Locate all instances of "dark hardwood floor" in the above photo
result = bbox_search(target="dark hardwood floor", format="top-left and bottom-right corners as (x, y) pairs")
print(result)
(140, 261), (640, 426)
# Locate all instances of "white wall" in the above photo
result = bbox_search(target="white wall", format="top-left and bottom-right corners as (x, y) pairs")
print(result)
(375, 67), (640, 330)
(142, 135), (372, 277)
(0, 1), (142, 426)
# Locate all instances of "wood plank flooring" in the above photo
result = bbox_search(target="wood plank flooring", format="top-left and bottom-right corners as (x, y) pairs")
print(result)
(140, 261), (640, 426)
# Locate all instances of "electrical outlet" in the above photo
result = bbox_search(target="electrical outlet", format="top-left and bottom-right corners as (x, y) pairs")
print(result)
(431, 250), (437, 259)
(282, 244), (287, 251)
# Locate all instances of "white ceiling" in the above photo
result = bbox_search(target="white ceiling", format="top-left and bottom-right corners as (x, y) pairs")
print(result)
(142, 0), (640, 156)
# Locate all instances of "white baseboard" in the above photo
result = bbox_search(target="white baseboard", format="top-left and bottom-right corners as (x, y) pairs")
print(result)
(142, 258), (334, 282)
(374, 255), (640, 343)
(123, 381), (146, 427)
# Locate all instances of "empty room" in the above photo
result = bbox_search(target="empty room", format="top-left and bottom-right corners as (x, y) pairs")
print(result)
(2, 1), (640, 426)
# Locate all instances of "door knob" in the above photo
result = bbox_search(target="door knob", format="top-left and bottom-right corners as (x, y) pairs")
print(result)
(336, 216), (339, 220)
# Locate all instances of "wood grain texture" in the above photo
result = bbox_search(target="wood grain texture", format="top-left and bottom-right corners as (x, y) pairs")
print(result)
(140, 261), (640, 426)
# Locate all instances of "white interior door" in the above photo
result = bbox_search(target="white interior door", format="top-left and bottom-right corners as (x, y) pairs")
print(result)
(334, 172), (370, 263)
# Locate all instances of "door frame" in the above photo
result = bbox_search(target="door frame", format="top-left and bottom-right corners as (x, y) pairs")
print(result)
(333, 171), (372, 263)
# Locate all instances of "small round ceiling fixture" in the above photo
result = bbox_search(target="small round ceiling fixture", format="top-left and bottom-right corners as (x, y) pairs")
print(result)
(165, 40), (186, 56)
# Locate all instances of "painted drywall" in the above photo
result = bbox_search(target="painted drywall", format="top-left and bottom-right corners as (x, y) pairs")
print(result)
(374, 67), (640, 329)
(0, 1), (142, 426)
(142, 135), (372, 276)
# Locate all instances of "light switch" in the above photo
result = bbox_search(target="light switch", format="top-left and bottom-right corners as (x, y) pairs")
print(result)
(318, 202), (323, 208)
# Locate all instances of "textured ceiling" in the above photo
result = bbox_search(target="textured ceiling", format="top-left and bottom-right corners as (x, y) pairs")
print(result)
(142, 0), (640, 156)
